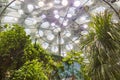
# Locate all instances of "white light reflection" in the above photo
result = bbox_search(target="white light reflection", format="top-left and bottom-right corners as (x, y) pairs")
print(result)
(53, 27), (61, 33)
(66, 44), (73, 50)
(68, 7), (76, 14)
(82, 24), (88, 29)
(67, 14), (72, 18)
(54, 0), (61, 4)
(51, 46), (58, 52)
(40, 14), (46, 19)
(57, 38), (64, 44)
(55, 14), (60, 19)
(73, 0), (81, 7)
(38, 30), (44, 37)
(41, 22), (50, 28)
(25, 18), (37, 26)
(61, 0), (68, 6)
(25, 29), (31, 35)
(61, 51), (67, 57)
(63, 20), (68, 26)
(51, 23), (56, 26)
(42, 42), (49, 49)
(44, 31), (52, 36)
(38, 1), (45, 7)
(53, 10), (59, 14)
(85, 0), (94, 6)
(92, 6), (106, 14)
(80, 16), (87, 21)
(64, 30), (71, 37)
(47, 34), (55, 41)
(18, 9), (24, 15)
(27, 4), (34, 12)
(3, 16), (18, 23)
(48, 2), (53, 8)
(63, 21), (68, 26)
(81, 31), (88, 35)
(20, 0), (24, 1)
(76, 15), (90, 24)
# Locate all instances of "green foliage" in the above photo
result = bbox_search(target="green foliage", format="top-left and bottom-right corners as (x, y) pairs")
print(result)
(0, 23), (87, 80)
(0, 24), (31, 79)
(23, 43), (64, 80)
(11, 59), (48, 80)
(81, 11), (120, 80)
(23, 44), (56, 77)
(63, 51), (83, 64)
(0, 24), (65, 80)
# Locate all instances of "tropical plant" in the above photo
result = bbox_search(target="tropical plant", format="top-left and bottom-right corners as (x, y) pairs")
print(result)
(11, 59), (48, 80)
(0, 24), (31, 80)
(62, 51), (84, 80)
(80, 11), (120, 80)
(0, 24), (66, 80)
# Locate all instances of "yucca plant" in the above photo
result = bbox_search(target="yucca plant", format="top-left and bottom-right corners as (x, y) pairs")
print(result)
(81, 11), (120, 80)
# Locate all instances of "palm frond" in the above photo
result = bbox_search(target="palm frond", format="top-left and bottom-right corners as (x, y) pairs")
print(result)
(81, 11), (120, 80)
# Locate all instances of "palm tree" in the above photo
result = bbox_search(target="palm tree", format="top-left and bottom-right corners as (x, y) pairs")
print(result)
(81, 11), (120, 80)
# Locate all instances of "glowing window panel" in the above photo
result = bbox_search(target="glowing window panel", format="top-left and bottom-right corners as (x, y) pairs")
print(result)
(38, 1), (45, 7)
(38, 30), (44, 37)
(55, 14), (60, 19)
(54, 0), (61, 4)
(41, 22), (50, 28)
(92, 6), (106, 14)
(51, 46), (58, 52)
(40, 14), (46, 19)
(18, 9), (24, 15)
(63, 21), (68, 26)
(48, 2), (54, 8)
(25, 18), (37, 26)
(61, 51), (67, 57)
(57, 38), (64, 44)
(47, 34), (55, 41)
(68, 7), (76, 14)
(73, 0), (81, 7)
(64, 30), (71, 37)
(66, 44), (73, 50)
(51, 23), (56, 26)
(54, 27), (61, 33)
(82, 24), (88, 29)
(81, 31), (88, 35)
(25, 29), (31, 35)
(53, 10), (59, 14)
(42, 42), (49, 49)
(63, 20), (68, 26)
(44, 31), (52, 36)
(3, 0), (118, 54)
(27, 4), (34, 12)
(61, 0), (68, 6)
(85, 0), (94, 6)
(67, 14), (72, 18)
(3, 16), (18, 23)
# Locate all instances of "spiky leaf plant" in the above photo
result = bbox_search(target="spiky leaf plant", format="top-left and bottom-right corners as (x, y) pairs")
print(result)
(81, 11), (120, 80)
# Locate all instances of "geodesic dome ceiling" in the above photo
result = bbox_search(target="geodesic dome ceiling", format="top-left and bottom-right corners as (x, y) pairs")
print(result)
(0, 0), (120, 56)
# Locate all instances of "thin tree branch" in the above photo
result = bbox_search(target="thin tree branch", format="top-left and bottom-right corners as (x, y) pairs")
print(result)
(103, 0), (120, 19)
(0, 0), (16, 23)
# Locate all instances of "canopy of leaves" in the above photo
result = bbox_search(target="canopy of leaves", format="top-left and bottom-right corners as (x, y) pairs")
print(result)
(11, 59), (48, 80)
(0, 24), (31, 79)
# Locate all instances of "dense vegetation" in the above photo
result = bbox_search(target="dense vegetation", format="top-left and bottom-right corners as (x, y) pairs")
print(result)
(0, 11), (120, 80)
(0, 24), (83, 80)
